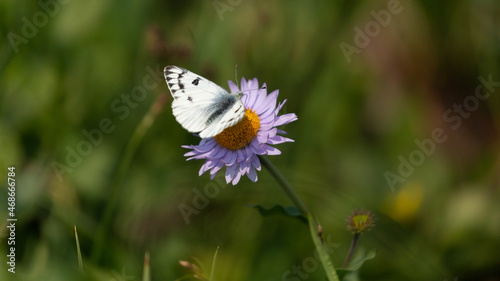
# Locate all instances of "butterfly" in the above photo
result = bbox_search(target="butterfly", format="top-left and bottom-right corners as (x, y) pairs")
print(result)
(164, 66), (245, 138)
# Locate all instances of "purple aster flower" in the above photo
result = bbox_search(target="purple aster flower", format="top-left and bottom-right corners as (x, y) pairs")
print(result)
(182, 77), (297, 185)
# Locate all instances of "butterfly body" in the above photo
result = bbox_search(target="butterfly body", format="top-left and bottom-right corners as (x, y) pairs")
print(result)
(164, 66), (245, 138)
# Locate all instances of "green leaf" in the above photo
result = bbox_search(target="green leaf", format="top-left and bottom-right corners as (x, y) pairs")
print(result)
(347, 248), (376, 271)
(337, 249), (376, 280)
(249, 204), (308, 223)
(307, 213), (340, 281)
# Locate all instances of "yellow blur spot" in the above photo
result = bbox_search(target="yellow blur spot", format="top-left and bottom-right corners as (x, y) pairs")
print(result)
(384, 182), (424, 222)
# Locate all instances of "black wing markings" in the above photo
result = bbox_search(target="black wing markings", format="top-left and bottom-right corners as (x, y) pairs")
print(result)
(192, 77), (200, 86)
(205, 95), (237, 126)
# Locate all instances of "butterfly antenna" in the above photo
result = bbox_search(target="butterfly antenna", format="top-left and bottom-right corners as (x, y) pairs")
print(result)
(235, 65), (239, 89)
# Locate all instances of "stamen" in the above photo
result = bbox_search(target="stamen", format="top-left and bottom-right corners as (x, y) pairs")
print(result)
(214, 109), (260, 150)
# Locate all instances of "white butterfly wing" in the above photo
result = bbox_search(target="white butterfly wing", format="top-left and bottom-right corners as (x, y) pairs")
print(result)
(164, 66), (245, 138)
(197, 96), (246, 138)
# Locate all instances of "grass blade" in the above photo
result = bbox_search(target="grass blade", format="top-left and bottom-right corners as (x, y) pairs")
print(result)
(74, 225), (83, 273)
(209, 246), (220, 281)
(142, 250), (151, 281)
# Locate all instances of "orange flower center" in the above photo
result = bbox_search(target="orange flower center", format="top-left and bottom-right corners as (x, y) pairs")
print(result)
(214, 109), (260, 150)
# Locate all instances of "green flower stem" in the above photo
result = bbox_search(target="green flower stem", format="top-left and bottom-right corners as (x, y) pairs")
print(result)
(342, 232), (360, 268)
(91, 93), (169, 263)
(258, 155), (308, 215)
(260, 155), (339, 281)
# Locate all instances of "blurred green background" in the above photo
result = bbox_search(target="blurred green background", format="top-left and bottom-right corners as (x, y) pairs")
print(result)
(1, 0), (500, 280)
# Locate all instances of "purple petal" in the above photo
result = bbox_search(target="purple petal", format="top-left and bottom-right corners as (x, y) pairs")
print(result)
(222, 150), (237, 165)
(245, 144), (256, 158)
(246, 78), (259, 91)
(247, 166), (258, 182)
(274, 113), (298, 127)
(259, 124), (273, 133)
(259, 111), (276, 123)
(275, 99), (287, 113)
(184, 150), (198, 157)
(260, 83), (267, 92)
(246, 79), (254, 91)
(259, 117), (276, 129)
(267, 135), (294, 144)
(225, 164), (237, 184)
(192, 139), (217, 152)
(210, 146), (229, 159)
(263, 144), (281, 155)
(250, 88), (268, 110)
(251, 155), (261, 171)
(210, 162), (224, 179)
(256, 133), (268, 144)
(199, 160), (216, 175)
(239, 161), (250, 174)
(187, 154), (206, 161)
(246, 87), (263, 108)
(250, 139), (261, 151)
(187, 149), (218, 160)
(244, 85), (260, 108)
(208, 159), (218, 169)
(266, 128), (277, 139)
(232, 169), (242, 185)
(228, 80), (239, 93)
(255, 90), (279, 115)
(240, 78), (248, 92)
(237, 149), (246, 162)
